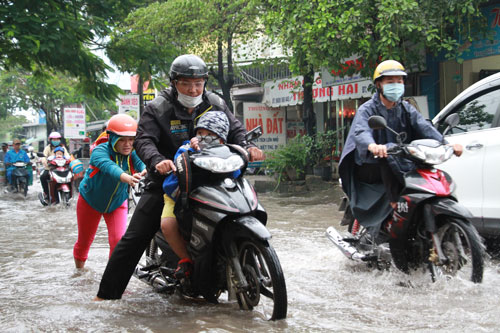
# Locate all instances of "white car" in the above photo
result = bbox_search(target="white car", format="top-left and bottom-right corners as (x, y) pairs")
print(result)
(432, 72), (500, 240)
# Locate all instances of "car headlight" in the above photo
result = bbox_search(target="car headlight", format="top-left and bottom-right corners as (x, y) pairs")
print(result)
(193, 155), (244, 173)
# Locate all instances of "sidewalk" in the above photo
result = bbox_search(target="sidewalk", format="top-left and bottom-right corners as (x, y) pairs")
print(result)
(246, 174), (339, 194)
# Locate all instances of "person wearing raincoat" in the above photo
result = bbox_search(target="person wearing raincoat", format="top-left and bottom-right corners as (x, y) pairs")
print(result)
(338, 60), (462, 271)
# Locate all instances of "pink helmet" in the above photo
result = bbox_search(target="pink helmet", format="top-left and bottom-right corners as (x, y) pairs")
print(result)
(48, 131), (62, 139)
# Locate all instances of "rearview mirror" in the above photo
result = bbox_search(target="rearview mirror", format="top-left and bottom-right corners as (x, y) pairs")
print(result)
(444, 113), (460, 128)
(244, 125), (262, 143)
(367, 116), (387, 130)
(442, 113), (460, 137)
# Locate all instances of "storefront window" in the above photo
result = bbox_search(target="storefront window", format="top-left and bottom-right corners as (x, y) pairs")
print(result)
(325, 97), (369, 159)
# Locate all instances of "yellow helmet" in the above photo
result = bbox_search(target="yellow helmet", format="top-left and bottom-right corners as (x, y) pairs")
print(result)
(373, 60), (407, 82)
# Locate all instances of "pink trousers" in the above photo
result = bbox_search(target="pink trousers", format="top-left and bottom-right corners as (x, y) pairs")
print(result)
(73, 195), (128, 262)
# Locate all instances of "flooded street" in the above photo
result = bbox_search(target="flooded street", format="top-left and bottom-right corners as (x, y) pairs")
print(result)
(1, 181), (500, 332)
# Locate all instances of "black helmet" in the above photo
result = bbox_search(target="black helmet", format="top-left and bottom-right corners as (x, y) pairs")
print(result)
(169, 54), (209, 81)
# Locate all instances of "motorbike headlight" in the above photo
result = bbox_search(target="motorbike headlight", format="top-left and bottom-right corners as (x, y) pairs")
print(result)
(406, 146), (426, 161)
(193, 155), (244, 173)
(411, 144), (452, 165)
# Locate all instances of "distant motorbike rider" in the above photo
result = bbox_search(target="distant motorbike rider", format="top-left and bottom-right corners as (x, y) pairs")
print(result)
(39, 131), (70, 204)
(95, 54), (264, 300)
(0, 142), (9, 162)
(4, 139), (30, 191)
(338, 60), (463, 272)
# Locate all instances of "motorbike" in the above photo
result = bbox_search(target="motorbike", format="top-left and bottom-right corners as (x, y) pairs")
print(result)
(134, 126), (288, 320)
(45, 157), (73, 206)
(11, 161), (31, 197)
(127, 178), (145, 213)
(326, 114), (485, 283)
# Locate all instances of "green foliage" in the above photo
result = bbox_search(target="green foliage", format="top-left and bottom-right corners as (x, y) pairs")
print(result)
(0, 67), (116, 134)
(309, 130), (337, 166)
(265, 134), (313, 181)
(263, 0), (489, 78)
(106, 2), (179, 90)
(0, 114), (26, 142)
(114, 0), (263, 109)
(0, 0), (142, 101)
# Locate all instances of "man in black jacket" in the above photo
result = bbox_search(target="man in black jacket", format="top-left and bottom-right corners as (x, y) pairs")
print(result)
(95, 54), (263, 300)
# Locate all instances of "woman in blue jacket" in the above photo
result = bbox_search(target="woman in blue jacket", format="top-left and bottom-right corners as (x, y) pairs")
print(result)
(73, 114), (146, 269)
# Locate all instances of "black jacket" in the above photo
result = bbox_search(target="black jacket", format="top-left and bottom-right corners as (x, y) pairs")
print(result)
(135, 88), (248, 187)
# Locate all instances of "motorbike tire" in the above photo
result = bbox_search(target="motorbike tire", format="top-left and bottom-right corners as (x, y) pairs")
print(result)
(237, 240), (287, 320)
(127, 186), (141, 213)
(23, 181), (28, 197)
(429, 217), (484, 283)
(63, 192), (71, 207)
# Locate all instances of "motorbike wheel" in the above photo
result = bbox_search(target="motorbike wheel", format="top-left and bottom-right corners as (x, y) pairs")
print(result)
(429, 217), (484, 283)
(127, 186), (141, 213)
(237, 240), (287, 320)
(63, 192), (71, 207)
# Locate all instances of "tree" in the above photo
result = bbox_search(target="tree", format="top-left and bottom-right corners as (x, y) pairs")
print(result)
(0, 0), (142, 101)
(264, 0), (489, 78)
(263, 1), (320, 135)
(263, 0), (489, 135)
(0, 114), (26, 142)
(106, 4), (180, 115)
(0, 67), (117, 135)
(113, 0), (262, 111)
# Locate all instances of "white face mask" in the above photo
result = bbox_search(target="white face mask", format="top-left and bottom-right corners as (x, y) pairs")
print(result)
(177, 91), (203, 108)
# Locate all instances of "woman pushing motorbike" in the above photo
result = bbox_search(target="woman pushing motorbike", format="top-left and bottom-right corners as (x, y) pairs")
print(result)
(73, 114), (146, 269)
(338, 60), (463, 273)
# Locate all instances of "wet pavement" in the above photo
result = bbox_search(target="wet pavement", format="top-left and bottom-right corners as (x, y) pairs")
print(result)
(1, 180), (500, 332)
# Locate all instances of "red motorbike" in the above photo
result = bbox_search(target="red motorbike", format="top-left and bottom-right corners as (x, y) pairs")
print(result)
(47, 157), (73, 206)
(326, 114), (485, 282)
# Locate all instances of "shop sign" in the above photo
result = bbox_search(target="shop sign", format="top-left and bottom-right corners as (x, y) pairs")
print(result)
(143, 89), (156, 106)
(119, 94), (140, 113)
(64, 106), (86, 139)
(263, 74), (372, 107)
(321, 55), (368, 87)
(243, 103), (286, 151)
(461, 5), (500, 60)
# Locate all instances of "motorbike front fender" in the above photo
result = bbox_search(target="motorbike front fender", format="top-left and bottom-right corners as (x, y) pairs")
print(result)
(424, 198), (474, 233)
(429, 198), (474, 220)
(228, 216), (271, 241)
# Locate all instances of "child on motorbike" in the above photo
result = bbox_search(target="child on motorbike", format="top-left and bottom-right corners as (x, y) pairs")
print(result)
(161, 111), (237, 280)
(47, 147), (67, 164)
(73, 114), (146, 269)
(39, 132), (70, 205)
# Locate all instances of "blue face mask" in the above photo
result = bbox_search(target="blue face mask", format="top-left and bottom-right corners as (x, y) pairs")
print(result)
(382, 83), (405, 102)
(51, 140), (61, 146)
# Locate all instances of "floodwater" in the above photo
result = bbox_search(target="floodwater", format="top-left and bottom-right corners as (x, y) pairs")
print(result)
(1, 180), (500, 332)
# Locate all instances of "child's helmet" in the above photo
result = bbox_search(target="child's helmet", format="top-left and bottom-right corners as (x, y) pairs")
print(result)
(195, 111), (230, 142)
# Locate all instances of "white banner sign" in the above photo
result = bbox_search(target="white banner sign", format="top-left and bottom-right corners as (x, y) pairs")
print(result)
(263, 73), (372, 107)
(119, 94), (140, 113)
(243, 103), (286, 151)
(64, 107), (86, 139)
